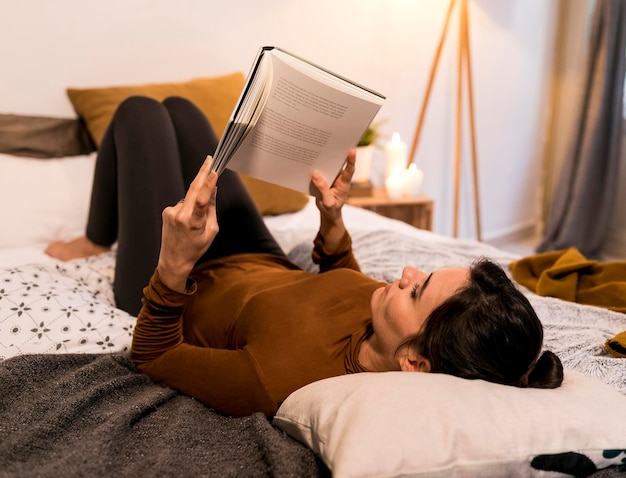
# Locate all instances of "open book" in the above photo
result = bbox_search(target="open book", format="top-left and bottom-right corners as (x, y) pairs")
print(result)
(210, 46), (385, 194)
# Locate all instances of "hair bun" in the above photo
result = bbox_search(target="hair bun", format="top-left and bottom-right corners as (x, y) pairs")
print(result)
(527, 350), (564, 389)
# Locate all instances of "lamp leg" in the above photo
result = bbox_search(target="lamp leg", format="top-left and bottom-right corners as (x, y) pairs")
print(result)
(409, 0), (481, 241)
(453, 0), (465, 238)
(462, 0), (481, 241)
(408, 0), (457, 168)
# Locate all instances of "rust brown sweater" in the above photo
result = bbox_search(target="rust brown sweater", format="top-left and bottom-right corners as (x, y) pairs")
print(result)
(131, 232), (383, 417)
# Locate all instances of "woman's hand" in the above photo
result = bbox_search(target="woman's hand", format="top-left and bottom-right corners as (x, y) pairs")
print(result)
(157, 156), (219, 292)
(309, 149), (356, 252)
(310, 149), (356, 222)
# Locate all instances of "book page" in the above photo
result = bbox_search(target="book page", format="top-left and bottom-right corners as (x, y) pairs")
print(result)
(225, 50), (383, 194)
(211, 52), (272, 174)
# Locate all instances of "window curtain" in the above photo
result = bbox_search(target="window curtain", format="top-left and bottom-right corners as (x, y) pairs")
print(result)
(537, 0), (626, 259)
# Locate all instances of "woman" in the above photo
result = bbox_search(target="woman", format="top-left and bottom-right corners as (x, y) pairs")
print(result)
(47, 96), (563, 418)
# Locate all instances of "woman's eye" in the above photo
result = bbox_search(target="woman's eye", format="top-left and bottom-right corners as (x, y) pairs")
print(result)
(410, 284), (419, 299)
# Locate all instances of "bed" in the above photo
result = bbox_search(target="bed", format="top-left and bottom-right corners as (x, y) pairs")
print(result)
(1, 75), (626, 477)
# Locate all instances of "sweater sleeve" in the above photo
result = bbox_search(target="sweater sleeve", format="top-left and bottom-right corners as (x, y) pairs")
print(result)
(131, 270), (195, 367)
(311, 230), (361, 272)
(131, 271), (277, 417)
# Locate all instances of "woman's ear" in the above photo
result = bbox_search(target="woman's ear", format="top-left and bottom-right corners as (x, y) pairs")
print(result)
(398, 348), (431, 373)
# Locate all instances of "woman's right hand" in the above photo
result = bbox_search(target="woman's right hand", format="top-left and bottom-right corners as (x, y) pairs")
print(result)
(157, 156), (219, 292)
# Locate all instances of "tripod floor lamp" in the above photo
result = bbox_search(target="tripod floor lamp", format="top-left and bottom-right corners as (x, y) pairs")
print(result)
(407, 0), (482, 240)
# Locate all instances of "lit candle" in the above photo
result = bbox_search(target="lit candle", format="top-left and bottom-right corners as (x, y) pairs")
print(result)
(385, 170), (405, 199)
(404, 163), (424, 197)
(385, 132), (407, 180)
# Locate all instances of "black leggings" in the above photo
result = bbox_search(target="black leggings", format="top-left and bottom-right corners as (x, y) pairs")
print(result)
(88, 96), (286, 316)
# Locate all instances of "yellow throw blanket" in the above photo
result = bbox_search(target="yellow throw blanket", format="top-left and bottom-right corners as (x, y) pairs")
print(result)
(510, 247), (626, 358)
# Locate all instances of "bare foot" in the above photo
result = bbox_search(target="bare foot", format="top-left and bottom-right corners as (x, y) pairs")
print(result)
(45, 236), (111, 261)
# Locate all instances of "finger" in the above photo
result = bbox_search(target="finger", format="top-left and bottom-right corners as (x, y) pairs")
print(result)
(204, 186), (219, 237)
(337, 150), (356, 185)
(189, 171), (218, 226)
(195, 170), (218, 207)
(161, 204), (179, 226)
(182, 156), (213, 206)
(179, 157), (214, 216)
(310, 170), (329, 197)
(314, 170), (343, 210)
(346, 148), (356, 170)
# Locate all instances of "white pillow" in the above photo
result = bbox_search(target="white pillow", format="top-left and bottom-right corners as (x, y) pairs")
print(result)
(0, 152), (96, 248)
(273, 371), (626, 477)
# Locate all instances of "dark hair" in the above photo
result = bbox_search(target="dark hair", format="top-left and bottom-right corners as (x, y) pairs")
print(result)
(401, 258), (563, 389)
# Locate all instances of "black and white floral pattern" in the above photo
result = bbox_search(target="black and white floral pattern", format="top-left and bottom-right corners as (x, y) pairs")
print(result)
(0, 252), (135, 361)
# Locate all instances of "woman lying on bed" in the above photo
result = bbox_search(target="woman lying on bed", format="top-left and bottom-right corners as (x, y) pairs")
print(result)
(46, 96), (563, 417)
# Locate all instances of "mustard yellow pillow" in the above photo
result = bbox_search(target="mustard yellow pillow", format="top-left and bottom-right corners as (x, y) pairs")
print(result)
(66, 73), (308, 215)
(67, 73), (245, 145)
(239, 175), (309, 216)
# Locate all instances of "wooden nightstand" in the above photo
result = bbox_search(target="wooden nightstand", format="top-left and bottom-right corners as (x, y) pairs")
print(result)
(347, 188), (434, 231)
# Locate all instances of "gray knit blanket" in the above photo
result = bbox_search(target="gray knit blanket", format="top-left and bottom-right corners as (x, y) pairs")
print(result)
(0, 353), (324, 478)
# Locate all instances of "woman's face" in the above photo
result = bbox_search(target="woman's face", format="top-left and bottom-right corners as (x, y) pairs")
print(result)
(370, 266), (469, 353)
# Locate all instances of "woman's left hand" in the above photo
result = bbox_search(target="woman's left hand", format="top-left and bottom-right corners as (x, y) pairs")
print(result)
(310, 149), (356, 223)
(309, 149), (355, 253)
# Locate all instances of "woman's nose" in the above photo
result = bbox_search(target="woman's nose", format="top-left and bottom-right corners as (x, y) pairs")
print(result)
(399, 266), (425, 288)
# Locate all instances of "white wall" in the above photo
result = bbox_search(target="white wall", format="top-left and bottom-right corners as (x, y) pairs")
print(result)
(0, 0), (558, 241)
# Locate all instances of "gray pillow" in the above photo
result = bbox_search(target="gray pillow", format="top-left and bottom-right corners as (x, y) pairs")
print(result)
(0, 113), (95, 158)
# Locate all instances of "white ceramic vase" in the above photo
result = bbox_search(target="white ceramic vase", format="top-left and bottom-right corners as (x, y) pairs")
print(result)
(353, 145), (375, 184)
